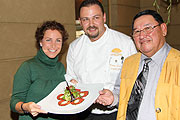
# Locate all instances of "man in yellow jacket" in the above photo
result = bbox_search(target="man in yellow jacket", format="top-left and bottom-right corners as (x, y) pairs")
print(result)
(96, 9), (180, 120)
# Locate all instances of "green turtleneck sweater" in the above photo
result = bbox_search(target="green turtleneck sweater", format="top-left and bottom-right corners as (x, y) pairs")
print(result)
(10, 48), (67, 120)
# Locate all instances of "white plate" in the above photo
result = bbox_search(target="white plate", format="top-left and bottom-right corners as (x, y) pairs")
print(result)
(37, 81), (103, 114)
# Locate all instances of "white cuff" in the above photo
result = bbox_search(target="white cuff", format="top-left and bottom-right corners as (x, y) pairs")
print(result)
(110, 94), (119, 107)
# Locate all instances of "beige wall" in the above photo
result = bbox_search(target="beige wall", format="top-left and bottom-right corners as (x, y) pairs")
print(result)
(1, 0), (180, 119)
(109, 0), (180, 50)
(108, 0), (140, 36)
(0, 0), (76, 119)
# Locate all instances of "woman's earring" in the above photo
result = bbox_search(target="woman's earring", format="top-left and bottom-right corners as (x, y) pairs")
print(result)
(40, 43), (42, 47)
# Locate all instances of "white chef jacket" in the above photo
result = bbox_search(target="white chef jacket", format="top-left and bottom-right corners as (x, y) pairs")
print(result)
(65, 24), (137, 114)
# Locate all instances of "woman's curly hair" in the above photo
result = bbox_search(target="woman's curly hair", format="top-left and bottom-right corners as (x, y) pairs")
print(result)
(35, 20), (69, 49)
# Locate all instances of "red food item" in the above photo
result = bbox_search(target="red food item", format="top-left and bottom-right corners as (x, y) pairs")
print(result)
(80, 91), (89, 97)
(58, 100), (70, 106)
(75, 89), (81, 92)
(57, 86), (89, 106)
(57, 94), (64, 100)
(71, 98), (84, 105)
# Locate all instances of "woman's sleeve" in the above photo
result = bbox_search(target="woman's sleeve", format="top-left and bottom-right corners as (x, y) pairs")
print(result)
(10, 62), (31, 112)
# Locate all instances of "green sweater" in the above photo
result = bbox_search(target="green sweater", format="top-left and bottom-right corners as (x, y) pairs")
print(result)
(10, 48), (67, 120)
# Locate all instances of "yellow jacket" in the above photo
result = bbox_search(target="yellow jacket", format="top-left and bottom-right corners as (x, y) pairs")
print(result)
(117, 48), (180, 120)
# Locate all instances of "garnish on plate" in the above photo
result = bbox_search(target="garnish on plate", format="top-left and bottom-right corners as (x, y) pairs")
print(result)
(57, 85), (88, 106)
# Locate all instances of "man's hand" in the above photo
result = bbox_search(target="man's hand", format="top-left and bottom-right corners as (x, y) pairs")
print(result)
(70, 79), (78, 84)
(96, 89), (114, 106)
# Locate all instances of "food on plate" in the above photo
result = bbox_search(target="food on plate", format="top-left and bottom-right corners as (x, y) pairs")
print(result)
(71, 98), (84, 105)
(57, 85), (88, 106)
(57, 94), (64, 100)
(79, 91), (88, 97)
(58, 100), (70, 106)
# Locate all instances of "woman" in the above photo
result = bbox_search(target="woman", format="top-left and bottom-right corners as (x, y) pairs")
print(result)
(10, 21), (69, 119)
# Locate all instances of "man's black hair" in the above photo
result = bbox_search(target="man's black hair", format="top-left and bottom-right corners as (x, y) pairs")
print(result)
(132, 10), (164, 30)
(79, 0), (104, 17)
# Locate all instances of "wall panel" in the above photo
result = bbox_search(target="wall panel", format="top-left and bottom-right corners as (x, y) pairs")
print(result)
(0, 0), (76, 119)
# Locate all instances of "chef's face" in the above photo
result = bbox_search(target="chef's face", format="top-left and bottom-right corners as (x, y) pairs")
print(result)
(79, 4), (106, 42)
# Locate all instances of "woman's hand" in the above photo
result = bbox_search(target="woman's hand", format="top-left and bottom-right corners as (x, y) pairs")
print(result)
(20, 102), (47, 117)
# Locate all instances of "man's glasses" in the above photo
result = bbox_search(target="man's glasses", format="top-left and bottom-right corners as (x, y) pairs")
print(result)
(132, 24), (160, 37)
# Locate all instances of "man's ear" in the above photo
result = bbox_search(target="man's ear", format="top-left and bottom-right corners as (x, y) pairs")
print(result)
(79, 18), (82, 26)
(160, 23), (167, 37)
(103, 13), (106, 23)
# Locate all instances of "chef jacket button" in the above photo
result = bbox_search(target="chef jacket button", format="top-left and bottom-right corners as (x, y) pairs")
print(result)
(156, 108), (161, 113)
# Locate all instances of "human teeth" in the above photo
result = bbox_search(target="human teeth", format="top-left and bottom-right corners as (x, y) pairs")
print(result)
(90, 28), (95, 30)
(49, 50), (56, 52)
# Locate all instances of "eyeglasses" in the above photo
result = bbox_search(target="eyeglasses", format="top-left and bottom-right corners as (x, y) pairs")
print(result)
(132, 24), (160, 37)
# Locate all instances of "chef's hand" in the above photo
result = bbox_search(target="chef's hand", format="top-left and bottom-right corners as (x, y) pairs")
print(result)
(22, 102), (47, 117)
(70, 79), (78, 84)
(96, 89), (114, 106)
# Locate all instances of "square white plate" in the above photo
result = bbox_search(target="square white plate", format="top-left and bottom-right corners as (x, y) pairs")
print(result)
(37, 81), (103, 114)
